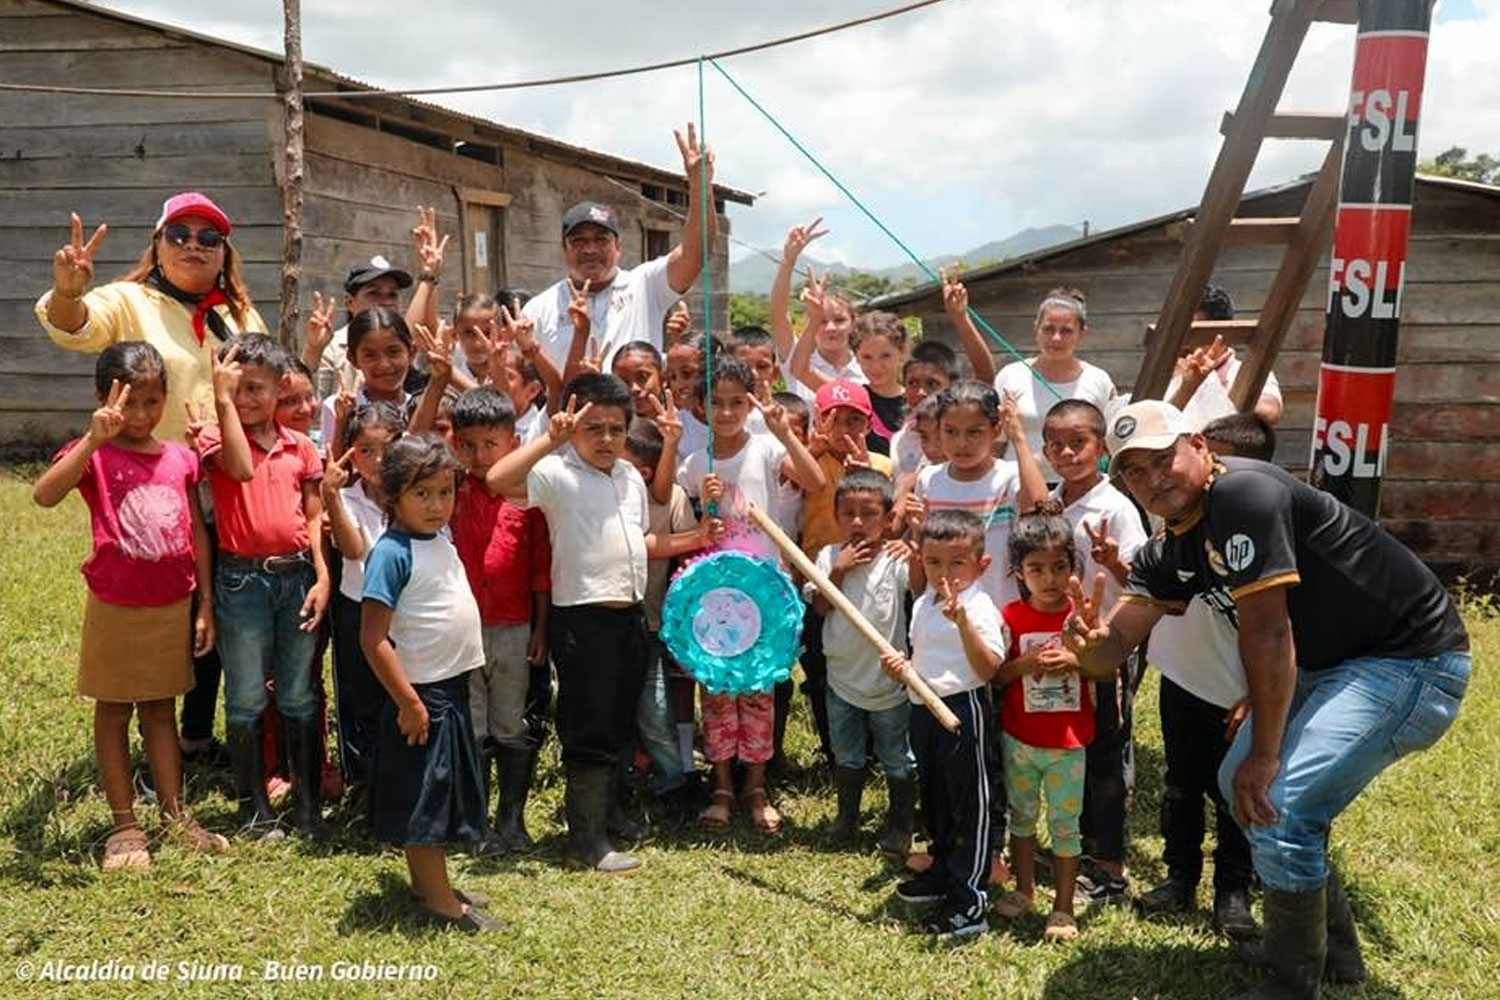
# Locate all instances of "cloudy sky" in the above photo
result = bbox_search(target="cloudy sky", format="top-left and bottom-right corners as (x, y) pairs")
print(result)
(93, 0), (1500, 268)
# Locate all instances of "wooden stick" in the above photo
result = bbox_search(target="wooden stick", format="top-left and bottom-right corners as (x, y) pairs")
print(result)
(746, 504), (961, 733)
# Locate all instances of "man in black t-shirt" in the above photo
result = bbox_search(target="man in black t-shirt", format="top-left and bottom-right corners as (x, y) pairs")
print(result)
(1064, 400), (1470, 1000)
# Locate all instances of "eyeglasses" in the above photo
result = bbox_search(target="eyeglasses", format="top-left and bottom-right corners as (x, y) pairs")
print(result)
(162, 224), (226, 249)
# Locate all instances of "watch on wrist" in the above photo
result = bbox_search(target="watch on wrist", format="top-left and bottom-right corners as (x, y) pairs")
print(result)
(417, 273), (439, 284)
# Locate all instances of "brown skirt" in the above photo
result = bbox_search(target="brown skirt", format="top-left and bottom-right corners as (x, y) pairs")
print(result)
(78, 593), (195, 703)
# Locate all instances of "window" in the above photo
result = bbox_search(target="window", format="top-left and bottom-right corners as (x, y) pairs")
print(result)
(644, 228), (671, 261)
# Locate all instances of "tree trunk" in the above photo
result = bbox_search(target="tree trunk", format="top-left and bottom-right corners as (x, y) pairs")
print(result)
(277, 0), (305, 349)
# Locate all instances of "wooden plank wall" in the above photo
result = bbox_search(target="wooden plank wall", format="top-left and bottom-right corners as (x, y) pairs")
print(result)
(904, 181), (1500, 574)
(0, 0), (281, 447)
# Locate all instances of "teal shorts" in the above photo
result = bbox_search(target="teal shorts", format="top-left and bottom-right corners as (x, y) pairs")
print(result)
(1002, 731), (1086, 857)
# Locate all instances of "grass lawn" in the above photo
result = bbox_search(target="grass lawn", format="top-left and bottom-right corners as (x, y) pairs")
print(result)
(1, 468), (1495, 999)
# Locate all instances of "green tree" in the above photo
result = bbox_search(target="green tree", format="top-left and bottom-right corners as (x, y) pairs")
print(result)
(1419, 146), (1499, 185)
(729, 292), (771, 331)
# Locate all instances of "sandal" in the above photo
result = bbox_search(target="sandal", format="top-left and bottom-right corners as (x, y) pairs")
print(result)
(744, 787), (782, 834)
(1044, 910), (1079, 941)
(163, 814), (230, 855)
(993, 890), (1034, 919)
(698, 789), (734, 831)
(422, 904), (507, 934)
(102, 825), (151, 871)
(414, 888), (492, 909)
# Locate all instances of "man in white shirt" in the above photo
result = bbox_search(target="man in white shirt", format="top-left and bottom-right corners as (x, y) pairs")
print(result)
(524, 126), (717, 372)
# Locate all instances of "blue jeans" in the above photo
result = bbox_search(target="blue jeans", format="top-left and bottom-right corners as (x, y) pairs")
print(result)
(1219, 649), (1470, 892)
(826, 688), (916, 782)
(636, 634), (685, 793)
(215, 562), (320, 728)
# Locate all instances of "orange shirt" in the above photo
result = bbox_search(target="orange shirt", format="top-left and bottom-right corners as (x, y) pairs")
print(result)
(800, 451), (894, 561)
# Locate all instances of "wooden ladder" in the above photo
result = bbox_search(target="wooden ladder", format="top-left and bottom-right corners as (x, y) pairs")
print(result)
(1134, 0), (1358, 409)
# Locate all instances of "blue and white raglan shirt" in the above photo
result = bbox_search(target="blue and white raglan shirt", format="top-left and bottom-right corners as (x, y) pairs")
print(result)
(362, 528), (484, 684)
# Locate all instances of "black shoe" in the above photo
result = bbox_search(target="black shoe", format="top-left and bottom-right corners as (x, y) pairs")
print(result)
(1213, 886), (1260, 941)
(1137, 873), (1196, 917)
(490, 746), (539, 853)
(920, 900), (988, 941)
(1076, 863), (1131, 906)
(565, 764), (642, 874)
(895, 869), (950, 905)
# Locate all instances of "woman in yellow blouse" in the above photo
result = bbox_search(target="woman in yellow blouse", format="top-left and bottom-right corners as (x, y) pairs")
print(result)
(36, 192), (267, 444)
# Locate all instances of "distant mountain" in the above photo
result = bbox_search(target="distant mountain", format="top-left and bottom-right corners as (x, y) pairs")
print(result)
(727, 224), (1084, 296)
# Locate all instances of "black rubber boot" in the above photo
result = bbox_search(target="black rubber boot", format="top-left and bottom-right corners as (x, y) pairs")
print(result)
(1137, 871), (1197, 916)
(607, 763), (650, 843)
(877, 775), (918, 856)
(565, 764), (641, 874)
(228, 722), (283, 840)
(826, 767), (865, 842)
(285, 719), (327, 839)
(1233, 886), (1326, 1000)
(491, 746), (538, 853)
(1214, 886), (1260, 941)
(1323, 871), (1368, 984)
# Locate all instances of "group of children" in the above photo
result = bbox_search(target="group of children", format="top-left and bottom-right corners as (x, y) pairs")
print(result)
(40, 225), (1280, 941)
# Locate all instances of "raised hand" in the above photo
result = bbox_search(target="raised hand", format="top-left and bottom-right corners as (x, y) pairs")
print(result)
(840, 432), (870, 470)
(674, 122), (715, 186)
(501, 298), (540, 356)
(783, 217), (829, 267)
(896, 492), (927, 533)
(701, 472), (725, 504)
(414, 321), (455, 381)
(940, 267), (969, 318)
(750, 394), (789, 437)
(182, 399), (212, 446)
(411, 206), (449, 276)
(883, 538), (919, 565)
(999, 389), (1024, 443)
(211, 344), (242, 405)
(88, 379), (130, 444)
(1085, 515), (1120, 571)
(53, 212), (108, 299)
(1176, 334), (1232, 383)
(665, 301), (692, 344)
(566, 277), (592, 340)
(323, 447), (355, 495)
(799, 268), (829, 318)
(832, 537), (878, 578)
(1061, 572), (1110, 657)
(305, 291), (336, 357)
(547, 393), (594, 445)
(937, 577), (967, 623)
(654, 388), (684, 446)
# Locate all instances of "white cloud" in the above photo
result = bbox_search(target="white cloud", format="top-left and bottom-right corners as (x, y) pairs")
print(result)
(69, 0), (1500, 267)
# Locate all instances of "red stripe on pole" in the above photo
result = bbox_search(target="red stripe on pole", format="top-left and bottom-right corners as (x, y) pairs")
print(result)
(1310, 367), (1395, 480)
(1350, 35), (1429, 116)
(1332, 206), (1412, 290)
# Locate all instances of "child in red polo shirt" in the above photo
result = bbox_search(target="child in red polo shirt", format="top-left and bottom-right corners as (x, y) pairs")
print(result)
(449, 388), (551, 855)
(198, 333), (330, 840)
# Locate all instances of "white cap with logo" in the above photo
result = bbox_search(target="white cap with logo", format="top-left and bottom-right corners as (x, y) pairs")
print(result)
(1106, 400), (1193, 474)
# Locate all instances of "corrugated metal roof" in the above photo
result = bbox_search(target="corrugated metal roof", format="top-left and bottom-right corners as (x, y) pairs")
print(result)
(868, 173), (1497, 310)
(43, 0), (756, 204)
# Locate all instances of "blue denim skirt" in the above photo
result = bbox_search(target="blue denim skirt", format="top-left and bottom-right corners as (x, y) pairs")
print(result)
(371, 671), (489, 847)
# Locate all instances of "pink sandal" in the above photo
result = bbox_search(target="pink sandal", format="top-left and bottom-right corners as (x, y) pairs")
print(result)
(698, 789), (734, 831)
(744, 787), (782, 834)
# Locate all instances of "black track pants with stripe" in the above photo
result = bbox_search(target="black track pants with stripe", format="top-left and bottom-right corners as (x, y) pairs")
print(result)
(912, 687), (994, 914)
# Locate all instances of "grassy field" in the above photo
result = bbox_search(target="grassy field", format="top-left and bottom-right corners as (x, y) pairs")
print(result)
(0, 468), (1495, 1000)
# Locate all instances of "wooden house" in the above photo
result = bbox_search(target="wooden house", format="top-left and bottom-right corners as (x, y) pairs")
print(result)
(0, 0), (753, 446)
(871, 174), (1500, 577)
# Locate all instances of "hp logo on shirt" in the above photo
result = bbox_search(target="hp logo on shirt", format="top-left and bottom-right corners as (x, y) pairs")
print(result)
(1225, 533), (1256, 572)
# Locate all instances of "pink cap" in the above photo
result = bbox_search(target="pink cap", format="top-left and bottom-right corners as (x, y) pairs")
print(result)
(815, 379), (874, 419)
(156, 192), (232, 236)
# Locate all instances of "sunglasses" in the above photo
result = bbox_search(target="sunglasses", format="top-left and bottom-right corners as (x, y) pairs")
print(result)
(162, 224), (226, 249)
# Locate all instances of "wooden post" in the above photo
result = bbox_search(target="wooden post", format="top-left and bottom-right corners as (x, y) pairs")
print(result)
(744, 504), (961, 733)
(277, 0), (305, 350)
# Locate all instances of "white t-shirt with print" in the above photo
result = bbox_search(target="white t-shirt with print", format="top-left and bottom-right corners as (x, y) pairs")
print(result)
(680, 434), (788, 522)
(916, 461), (1023, 608)
(1051, 476), (1149, 611)
(524, 256), (680, 372)
(994, 358), (1116, 480)
(787, 351), (864, 404)
(810, 545), (910, 711)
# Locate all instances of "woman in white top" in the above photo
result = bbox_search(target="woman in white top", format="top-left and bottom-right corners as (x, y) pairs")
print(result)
(993, 288), (1116, 481)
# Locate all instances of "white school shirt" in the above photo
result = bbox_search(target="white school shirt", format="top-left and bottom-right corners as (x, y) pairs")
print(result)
(524, 256), (679, 373)
(1147, 601), (1249, 710)
(908, 581), (1007, 702)
(994, 359), (1116, 480)
(679, 433), (788, 522)
(336, 483), (387, 601)
(362, 529), (484, 684)
(916, 461), (1023, 608)
(889, 419), (926, 480)
(1052, 477), (1149, 612)
(318, 388), (412, 449)
(515, 404), (547, 445)
(810, 546), (910, 712)
(1165, 354), (1284, 432)
(675, 410), (767, 478)
(524, 449), (650, 607)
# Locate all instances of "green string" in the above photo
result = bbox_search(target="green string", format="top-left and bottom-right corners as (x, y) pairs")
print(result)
(698, 57), (718, 507)
(708, 57), (1062, 402)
